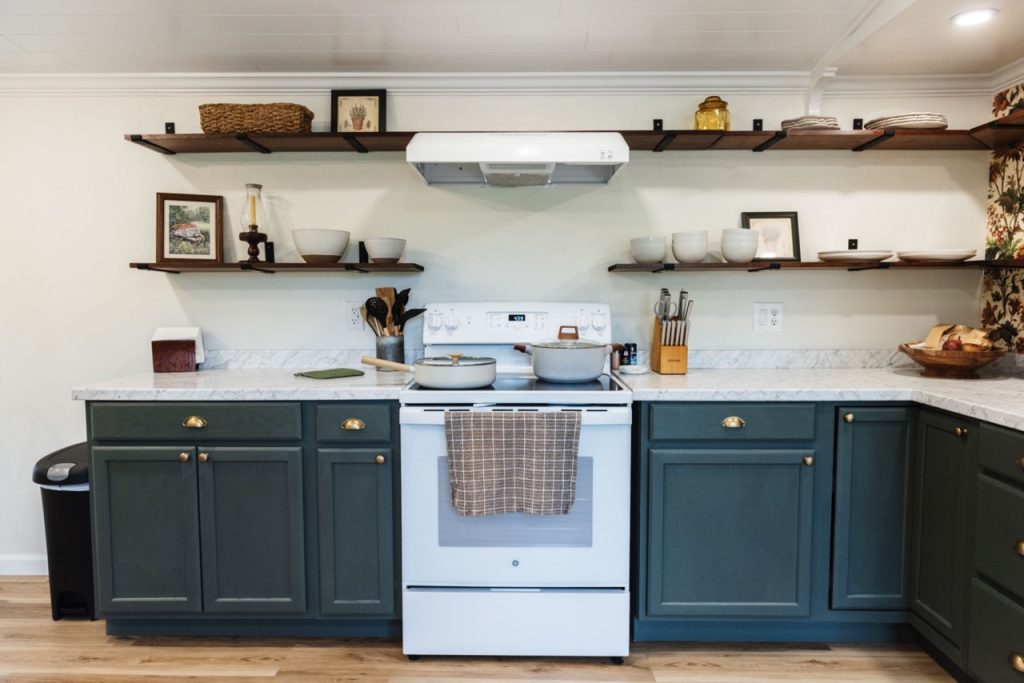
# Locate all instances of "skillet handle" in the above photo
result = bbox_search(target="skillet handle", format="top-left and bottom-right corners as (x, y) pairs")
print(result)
(513, 344), (531, 355)
(360, 355), (415, 372)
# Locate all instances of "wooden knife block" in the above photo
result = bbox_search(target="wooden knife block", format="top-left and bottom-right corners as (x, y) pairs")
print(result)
(152, 340), (197, 373)
(651, 318), (688, 375)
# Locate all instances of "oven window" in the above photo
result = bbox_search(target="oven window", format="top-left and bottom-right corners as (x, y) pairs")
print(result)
(437, 457), (594, 548)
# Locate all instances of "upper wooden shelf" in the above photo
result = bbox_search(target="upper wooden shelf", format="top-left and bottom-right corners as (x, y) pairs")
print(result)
(130, 261), (424, 274)
(126, 112), (1024, 155)
(608, 260), (1024, 273)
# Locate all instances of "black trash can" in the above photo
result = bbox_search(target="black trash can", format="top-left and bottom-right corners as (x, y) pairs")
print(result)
(32, 443), (95, 620)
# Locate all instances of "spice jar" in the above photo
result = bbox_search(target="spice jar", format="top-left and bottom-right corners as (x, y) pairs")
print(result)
(694, 96), (730, 131)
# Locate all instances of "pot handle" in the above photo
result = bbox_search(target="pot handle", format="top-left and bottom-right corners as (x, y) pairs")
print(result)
(361, 355), (415, 372)
(557, 325), (580, 340)
(513, 344), (532, 356)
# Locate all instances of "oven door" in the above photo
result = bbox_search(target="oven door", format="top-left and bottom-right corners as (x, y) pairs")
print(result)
(399, 405), (631, 588)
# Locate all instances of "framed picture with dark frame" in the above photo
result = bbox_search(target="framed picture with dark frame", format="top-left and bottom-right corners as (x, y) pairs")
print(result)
(330, 89), (387, 133)
(741, 211), (801, 261)
(156, 193), (224, 264)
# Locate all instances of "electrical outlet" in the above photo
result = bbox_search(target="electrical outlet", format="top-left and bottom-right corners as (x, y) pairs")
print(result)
(753, 302), (784, 332)
(345, 301), (365, 331)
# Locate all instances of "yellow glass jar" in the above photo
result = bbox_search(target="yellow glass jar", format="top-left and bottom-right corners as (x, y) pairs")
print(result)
(694, 96), (730, 131)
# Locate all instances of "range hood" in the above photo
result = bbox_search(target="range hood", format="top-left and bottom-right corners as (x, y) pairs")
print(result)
(406, 132), (629, 187)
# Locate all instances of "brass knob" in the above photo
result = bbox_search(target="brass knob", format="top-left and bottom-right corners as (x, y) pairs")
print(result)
(1011, 654), (1024, 673)
(182, 416), (207, 429)
(954, 426), (968, 438)
(844, 413), (855, 423)
(341, 418), (366, 431)
(198, 452), (209, 463)
(1015, 541), (1024, 558)
(803, 456), (815, 467)
(375, 454), (386, 465)
(178, 452), (190, 463)
(721, 416), (746, 429)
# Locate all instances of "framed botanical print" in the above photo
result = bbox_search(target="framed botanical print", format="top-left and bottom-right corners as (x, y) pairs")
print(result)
(741, 211), (801, 261)
(156, 193), (224, 263)
(330, 89), (386, 133)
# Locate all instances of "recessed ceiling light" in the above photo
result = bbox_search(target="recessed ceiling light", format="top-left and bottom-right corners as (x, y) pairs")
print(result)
(951, 8), (997, 26)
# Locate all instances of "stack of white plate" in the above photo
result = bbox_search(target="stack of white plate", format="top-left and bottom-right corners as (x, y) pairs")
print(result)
(864, 113), (948, 130)
(781, 115), (840, 130)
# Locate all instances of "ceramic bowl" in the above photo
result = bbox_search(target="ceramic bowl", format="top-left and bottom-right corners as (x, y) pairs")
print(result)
(672, 230), (708, 242)
(291, 229), (350, 264)
(630, 237), (666, 264)
(364, 238), (406, 263)
(721, 228), (757, 239)
(722, 240), (759, 263)
(672, 240), (708, 263)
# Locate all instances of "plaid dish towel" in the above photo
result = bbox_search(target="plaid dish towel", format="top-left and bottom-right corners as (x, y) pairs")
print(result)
(444, 411), (582, 516)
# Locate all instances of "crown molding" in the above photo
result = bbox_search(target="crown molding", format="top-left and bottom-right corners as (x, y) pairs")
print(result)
(0, 69), (1014, 97)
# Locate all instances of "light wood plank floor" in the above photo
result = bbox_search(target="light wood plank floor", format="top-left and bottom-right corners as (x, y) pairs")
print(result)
(0, 577), (954, 682)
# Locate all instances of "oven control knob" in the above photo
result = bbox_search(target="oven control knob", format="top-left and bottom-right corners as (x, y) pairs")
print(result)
(512, 560), (519, 567)
(591, 313), (607, 331)
(427, 312), (443, 330)
(578, 314), (591, 330)
(444, 314), (458, 330)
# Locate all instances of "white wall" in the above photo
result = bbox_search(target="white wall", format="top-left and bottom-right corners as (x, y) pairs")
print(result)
(0, 87), (991, 571)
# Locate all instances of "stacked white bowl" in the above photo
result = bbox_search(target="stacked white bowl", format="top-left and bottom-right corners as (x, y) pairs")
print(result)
(720, 228), (760, 263)
(671, 230), (709, 263)
(630, 236), (666, 264)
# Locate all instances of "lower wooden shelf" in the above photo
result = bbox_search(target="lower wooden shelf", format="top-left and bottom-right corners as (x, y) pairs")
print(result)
(609, 260), (1021, 273)
(130, 262), (424, 274)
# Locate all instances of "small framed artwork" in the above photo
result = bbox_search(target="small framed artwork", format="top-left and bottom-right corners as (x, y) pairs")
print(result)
(156, 193), (224, 264)
(330, 89), (387, 133)
(741, 211), (801, 261)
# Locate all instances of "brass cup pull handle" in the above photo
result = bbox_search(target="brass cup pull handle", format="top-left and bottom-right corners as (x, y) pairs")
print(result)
(198, 452), (209, 463)
(721, 416), (746, 429)
(1011, 653), (1024, 673)
(1015, 541), (1024, 558)
(843, 413), (855, 423)
(953, 426), (969, 438)
(342, 418), (366, 431)
(803, 456), (815, 467)
(375, 454), (386, 465)
(183, 416), (207, 429)
(178, 452), (190, 463)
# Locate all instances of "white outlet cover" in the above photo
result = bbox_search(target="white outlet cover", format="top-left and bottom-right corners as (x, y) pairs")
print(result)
(753, 302), (783, 332)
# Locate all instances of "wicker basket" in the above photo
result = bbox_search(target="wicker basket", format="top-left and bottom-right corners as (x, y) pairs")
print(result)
(199, 103), (314, 133)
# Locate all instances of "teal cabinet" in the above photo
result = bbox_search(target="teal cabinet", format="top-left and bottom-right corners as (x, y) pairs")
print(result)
(832, 407), (913, 610)
(647, 448), (816, 617)
(909, 409), (976, 660)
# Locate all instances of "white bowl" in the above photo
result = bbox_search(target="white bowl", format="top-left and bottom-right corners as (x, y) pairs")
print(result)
(722, 228), (755, 238)
(291, 229), (350, 264)
(630, 237), (666, 264)
(673, 241), (708, 264)
(722, 240), (759, 263)
(672, 230), (708, 242)
(364, 238), (406, 263)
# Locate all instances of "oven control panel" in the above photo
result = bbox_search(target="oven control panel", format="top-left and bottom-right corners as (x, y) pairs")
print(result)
(423, 302), (612, 344)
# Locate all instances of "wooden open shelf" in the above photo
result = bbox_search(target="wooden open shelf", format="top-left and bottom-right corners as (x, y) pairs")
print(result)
(130, 261), (424, 274)
(608, 260), (1023, 273)
(126, 111), (1024, 155)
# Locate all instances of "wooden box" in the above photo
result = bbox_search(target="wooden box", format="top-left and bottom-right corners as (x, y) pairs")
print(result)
(151, 340), (197, 373)
(651, 318), (688, 375)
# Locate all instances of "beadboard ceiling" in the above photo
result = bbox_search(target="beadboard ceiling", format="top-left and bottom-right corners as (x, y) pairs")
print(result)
(0, 0), (1021, 89)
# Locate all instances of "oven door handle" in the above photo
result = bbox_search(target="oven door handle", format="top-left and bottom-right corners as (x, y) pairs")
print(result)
(399, 406), (632, 426)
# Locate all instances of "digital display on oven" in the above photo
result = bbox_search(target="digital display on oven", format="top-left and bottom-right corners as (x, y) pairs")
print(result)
(508, 314), (526, 322)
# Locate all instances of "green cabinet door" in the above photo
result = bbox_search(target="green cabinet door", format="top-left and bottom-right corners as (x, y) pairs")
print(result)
(910, 409), (975, 654)
(197, 447), (306, 614)
(317, 448), (396, 616)
(91, 446), (202, 615)
(647, 448), (816, 617)
(832, 407), (913, 610)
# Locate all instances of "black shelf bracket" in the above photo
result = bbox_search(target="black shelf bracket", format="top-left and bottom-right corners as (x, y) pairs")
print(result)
(853, 129), (895, 152)
(129, 134), (176, 155)
(235, 134), (272, 154)
(653, 133), (678, 152)
(239, 262), (276, 273)
(753, 131), (786, 152)
(343, 134), (369, 154)
(747, 262), (778, 272)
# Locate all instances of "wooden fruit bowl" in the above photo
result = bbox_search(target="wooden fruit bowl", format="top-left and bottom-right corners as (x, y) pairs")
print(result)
(899, 342), (1007, 379)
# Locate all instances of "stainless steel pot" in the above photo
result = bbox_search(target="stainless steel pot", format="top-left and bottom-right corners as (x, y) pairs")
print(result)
(361, 353), (496, 389)
(514, 326), (620, 383)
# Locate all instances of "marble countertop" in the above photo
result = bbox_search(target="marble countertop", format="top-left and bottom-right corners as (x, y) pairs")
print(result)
(73, 366), (1024, 431)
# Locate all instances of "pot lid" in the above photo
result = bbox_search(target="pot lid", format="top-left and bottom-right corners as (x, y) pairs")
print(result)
(531, 339), (606, 350)
(416, 353), (496, 367)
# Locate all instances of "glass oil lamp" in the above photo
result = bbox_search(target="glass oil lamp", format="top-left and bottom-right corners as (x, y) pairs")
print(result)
(239, 183), (267, 262)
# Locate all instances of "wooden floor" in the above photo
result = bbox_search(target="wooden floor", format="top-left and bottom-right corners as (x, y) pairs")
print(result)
(0, 577), (954, 682)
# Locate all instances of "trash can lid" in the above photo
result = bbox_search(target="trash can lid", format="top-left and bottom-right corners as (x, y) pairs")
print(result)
(33, 442), (89, 486)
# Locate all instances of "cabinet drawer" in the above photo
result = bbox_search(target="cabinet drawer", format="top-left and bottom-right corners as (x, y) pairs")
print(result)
(975, 474), (1024, 601)
(967, 579), (1024, 683)
(980, 423), (1024, 488)
(649, 402), (816, 442)
(315, 403), (393, 443)
(90, 402), (301, 442)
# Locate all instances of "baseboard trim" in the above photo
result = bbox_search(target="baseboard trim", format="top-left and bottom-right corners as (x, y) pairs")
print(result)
(0, 555), (48, 575)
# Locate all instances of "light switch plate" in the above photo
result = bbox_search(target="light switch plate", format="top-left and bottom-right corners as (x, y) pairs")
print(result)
(753, 302), (784, 332)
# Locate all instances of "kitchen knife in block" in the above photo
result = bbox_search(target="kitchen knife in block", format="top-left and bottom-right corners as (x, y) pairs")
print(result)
(651, 318), (687, 375)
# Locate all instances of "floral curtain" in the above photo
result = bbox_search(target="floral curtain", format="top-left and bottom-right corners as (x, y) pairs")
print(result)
(982, 82), (1024, 351)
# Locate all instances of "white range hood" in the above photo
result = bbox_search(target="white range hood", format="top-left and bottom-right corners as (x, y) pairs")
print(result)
(406, 132), (629, 187)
